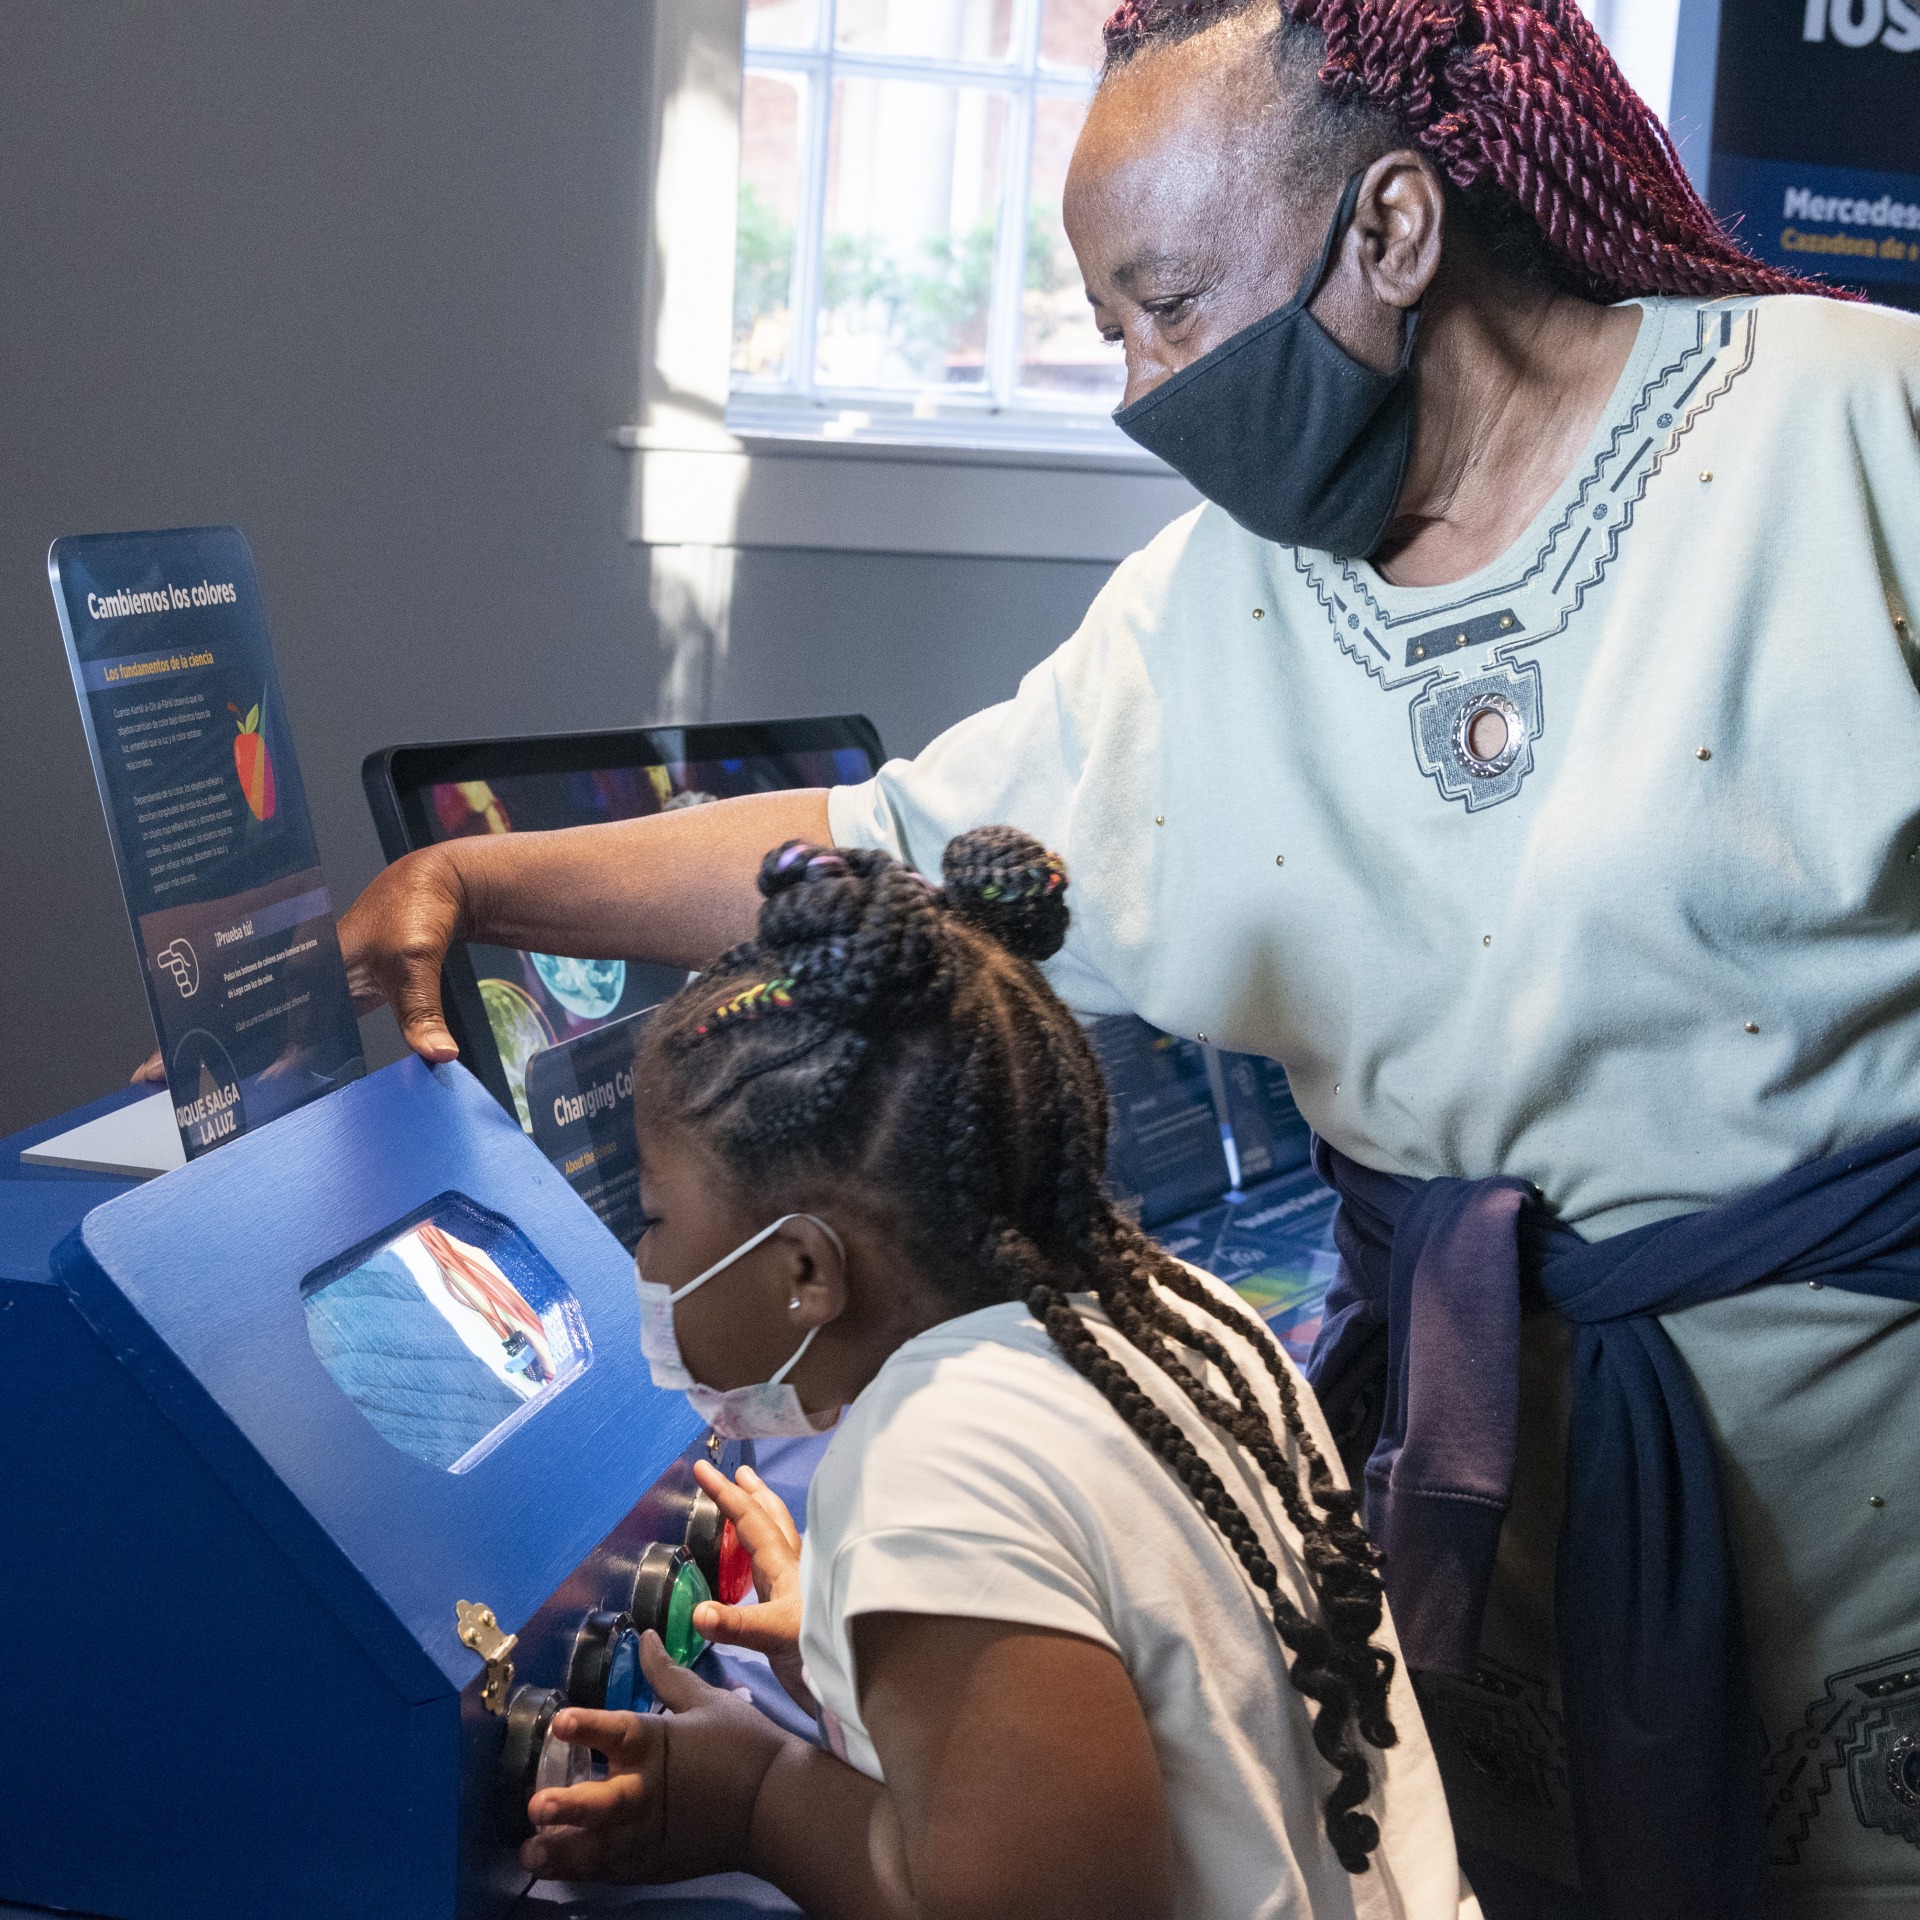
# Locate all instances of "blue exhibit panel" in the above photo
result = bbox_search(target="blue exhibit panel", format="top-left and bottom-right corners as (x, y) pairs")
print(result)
(0, 1058), (726, 1920)
(1213, 1048), (1312, 1187)
(1084, 1016), (1231, 1228)
(1083, 1015), (1338, 1369)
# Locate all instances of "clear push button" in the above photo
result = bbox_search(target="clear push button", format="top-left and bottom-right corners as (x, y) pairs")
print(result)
(495, 1686), (590, 1843)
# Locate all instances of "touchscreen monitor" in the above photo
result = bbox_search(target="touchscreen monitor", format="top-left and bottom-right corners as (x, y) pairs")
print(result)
(363, 718), (884, 1247)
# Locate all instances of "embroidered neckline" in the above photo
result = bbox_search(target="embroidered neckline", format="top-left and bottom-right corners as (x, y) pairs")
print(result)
(1293, 301), (1757, 695)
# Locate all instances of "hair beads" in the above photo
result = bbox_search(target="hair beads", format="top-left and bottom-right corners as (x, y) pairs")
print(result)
(1102, 0), (1848, 304)
(693, 977), (796, 1037)
(643, 826), (1397, 1872)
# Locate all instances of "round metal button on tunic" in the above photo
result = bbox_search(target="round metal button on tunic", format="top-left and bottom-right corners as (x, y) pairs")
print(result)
(1452, 694), (1525, 779)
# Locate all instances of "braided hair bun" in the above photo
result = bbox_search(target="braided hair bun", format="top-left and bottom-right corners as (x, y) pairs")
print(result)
(939, 825), (1070, 966)
(658, 829), (1069, 1156)
(753, 839), (959, 1031)
(746, 827), (1068, 1035)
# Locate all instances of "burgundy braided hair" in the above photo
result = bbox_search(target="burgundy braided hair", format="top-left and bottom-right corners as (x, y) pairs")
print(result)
(639, 826), (1398, 1871)
(1102, 0), (1850, 303)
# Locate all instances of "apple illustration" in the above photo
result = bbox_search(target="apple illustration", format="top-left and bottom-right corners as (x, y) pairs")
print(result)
(228, 698), (277, 821)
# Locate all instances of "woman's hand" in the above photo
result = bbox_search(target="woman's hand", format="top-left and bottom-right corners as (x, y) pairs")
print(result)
(521, 1630), (791, 1885)
(127, 842), (467, 1083)
(336, 844), (469, 1063)
(137, 838), (475, 1081)
(689, 1458), (815, 1714)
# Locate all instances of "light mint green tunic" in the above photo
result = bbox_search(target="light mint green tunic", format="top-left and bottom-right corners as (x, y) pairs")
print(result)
(830, 294), (1920, 1910)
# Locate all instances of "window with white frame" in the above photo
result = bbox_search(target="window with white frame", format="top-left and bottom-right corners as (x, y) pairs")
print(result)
(730, 0), (1131, 450)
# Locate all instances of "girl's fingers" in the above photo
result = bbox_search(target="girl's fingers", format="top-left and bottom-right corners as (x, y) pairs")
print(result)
(548, 1706), (655, 1767)
(690, 1591), (802, 1657)
(522, 1820), (629, 1880)
(529, 1768), (649, 1830)
(637, 1627), (717, 1713)
(693, 1471), (800, 1578)
(692, 1458), (764, 1527)
(735, 1464), (803, 1552)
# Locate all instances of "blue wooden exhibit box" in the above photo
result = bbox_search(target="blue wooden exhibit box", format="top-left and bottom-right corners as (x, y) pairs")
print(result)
(0, 1058), (732, 1920)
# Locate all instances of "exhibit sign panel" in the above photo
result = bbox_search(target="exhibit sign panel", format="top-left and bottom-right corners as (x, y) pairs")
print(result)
(49, 525), (364, 1158)
(527, 1009), (654, 1251)
(1679, 0), (1920, 303)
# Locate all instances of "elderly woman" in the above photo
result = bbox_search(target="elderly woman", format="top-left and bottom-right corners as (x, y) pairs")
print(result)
(340, 3), (1920, 1915)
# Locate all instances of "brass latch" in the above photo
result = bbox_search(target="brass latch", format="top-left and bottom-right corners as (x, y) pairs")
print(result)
(455, 1599), (518, 1716)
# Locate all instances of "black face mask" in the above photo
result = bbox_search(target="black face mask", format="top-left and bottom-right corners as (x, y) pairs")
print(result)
(1113, 172), (1418, 560)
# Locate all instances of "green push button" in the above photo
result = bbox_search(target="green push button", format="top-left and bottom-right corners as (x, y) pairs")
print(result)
(662, 1556), (711, 1667)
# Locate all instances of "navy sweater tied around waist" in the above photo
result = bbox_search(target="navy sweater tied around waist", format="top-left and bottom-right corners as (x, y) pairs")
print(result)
(1305, 1122), (1920, 1920)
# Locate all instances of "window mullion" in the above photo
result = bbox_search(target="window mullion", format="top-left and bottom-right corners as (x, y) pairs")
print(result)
(986, 82), (1035, 409)
(984, 0), (1045, 410)
(803, 49), (1040, 86)
(788, 48), (833, 405)
(1013, 0), (1044, 66)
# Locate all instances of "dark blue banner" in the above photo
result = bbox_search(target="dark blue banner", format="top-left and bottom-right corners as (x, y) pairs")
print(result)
(1715, 153), (1920, 284)
(49, 526), (363, 1158)
(1683, 0), (1920, 303)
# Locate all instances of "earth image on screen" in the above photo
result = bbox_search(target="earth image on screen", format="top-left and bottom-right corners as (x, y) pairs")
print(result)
(479, 977), (556, 1130)
(530, 952), (626, 1020)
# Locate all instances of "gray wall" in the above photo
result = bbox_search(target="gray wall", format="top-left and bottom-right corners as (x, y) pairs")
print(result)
(0, 2), (1111, 1136)
(724, 547), (1111, 766)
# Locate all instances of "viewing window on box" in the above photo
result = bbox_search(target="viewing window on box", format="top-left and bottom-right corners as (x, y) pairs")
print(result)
(302, 1195), (591, 1473)
(731, 0), (1131, 450)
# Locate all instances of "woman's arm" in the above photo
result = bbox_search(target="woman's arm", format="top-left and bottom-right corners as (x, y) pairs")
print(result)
(337, 789), (831, 1062)
(523, 1617), (1173, 1920)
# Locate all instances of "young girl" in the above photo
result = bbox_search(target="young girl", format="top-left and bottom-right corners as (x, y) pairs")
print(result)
(522, 829), (1476, 1919)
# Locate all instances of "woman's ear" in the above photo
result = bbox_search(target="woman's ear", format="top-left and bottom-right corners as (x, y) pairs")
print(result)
(1349, 150), (1446, 314)
(772, 1214), (850, 1333)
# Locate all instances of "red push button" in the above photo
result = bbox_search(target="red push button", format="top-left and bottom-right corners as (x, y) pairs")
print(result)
(716, 1518), (754, 1606)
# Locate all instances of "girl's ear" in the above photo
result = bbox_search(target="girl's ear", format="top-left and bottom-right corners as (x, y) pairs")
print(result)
(776, 1214), (850, 1332)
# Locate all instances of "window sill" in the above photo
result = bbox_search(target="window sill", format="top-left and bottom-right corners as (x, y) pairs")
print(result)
(615, 425), (1200, 563)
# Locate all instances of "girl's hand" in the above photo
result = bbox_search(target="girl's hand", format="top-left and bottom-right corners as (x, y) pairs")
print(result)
(520, 1630), (791, 1884)
(689, 1458), (815, 1714)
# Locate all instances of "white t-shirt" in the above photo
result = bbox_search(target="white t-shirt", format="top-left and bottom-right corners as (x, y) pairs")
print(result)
(798, 1273), (1479, 1920)
(828, 294), (1920, 1908)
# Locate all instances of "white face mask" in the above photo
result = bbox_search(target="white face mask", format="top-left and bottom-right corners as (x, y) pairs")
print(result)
(636, 1212), (846, 1440)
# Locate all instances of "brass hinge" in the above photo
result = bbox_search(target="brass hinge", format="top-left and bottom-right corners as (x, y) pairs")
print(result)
(455, 1599), (518, 1716)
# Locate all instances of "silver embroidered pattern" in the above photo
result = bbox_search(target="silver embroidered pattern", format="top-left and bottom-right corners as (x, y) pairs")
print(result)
(1411, 664), (1543, 811)
(1291, 303), (1759, 813)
